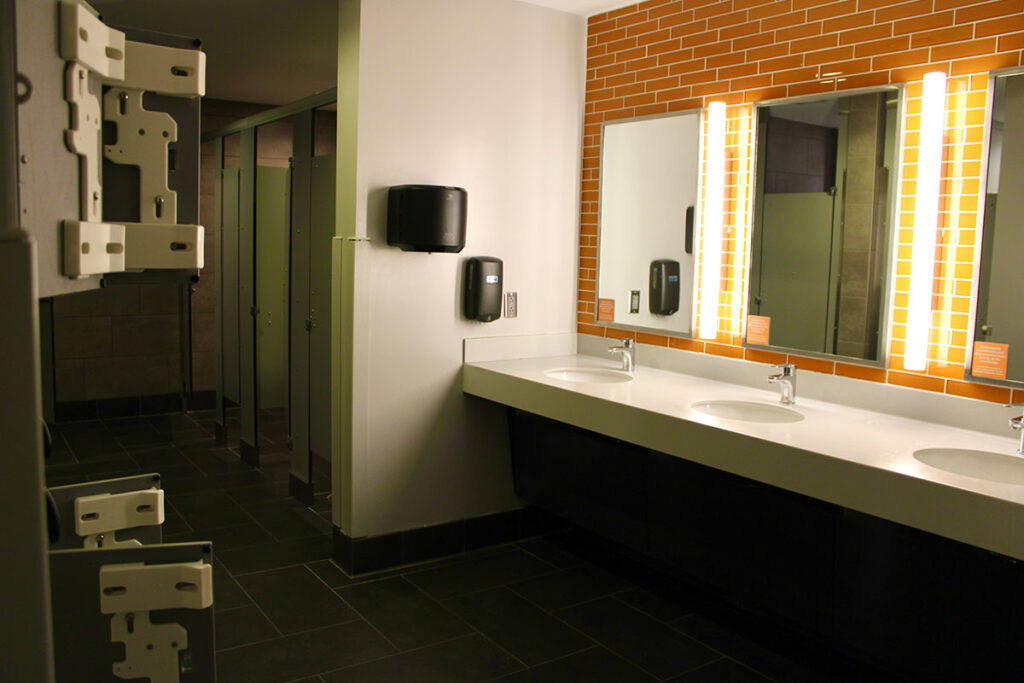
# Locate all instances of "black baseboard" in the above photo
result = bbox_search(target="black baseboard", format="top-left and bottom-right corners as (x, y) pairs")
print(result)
(289, 473), (315, 506)
(332, 505), (567, 575)
(55, 393), (184, 422)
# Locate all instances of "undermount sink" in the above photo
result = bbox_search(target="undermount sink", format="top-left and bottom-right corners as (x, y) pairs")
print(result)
(544, 367), (633, 384)
(691, 400), (804, 424)
(913, 448), (1024, 485)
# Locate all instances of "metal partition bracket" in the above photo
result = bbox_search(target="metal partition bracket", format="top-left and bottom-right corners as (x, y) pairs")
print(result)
(103, 88), (178, 223)
(59, 0), (125, 79)
(74, 488), (164, 539)
(124, 223), (204, 270)
(99, 561), (212, 683)
(117, 40), (206, 97)
(99, 561), (213, 613)
(64, 63), (103, 222)
(110, 611), (187, 683)
(58, 4), (206, 279)
(62, 220), (126, 277)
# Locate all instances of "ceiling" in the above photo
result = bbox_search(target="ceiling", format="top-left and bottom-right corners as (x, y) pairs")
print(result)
(522, 0), (630, 15)
(89, 0), (629, 105)
(91, 0), (338, 105)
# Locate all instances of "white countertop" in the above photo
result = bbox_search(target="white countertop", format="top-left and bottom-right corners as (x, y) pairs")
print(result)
(463, 353), (1024, 560)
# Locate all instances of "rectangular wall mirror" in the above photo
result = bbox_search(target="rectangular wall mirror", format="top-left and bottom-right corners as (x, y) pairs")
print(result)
(746, 87), (902, 363)
(596, 111), (702, 336)
(971, 70), (1024, 386)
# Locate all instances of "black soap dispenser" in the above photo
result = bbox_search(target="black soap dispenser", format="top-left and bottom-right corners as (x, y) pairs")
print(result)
(464, 257), (502, 322)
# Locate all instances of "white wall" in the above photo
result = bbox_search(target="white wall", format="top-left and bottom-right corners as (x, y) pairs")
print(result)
(336, 0), (584, 537)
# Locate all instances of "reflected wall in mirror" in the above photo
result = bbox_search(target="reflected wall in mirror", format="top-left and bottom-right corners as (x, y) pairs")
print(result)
(597, 111), (701, 335)
(747, 88), (900, 362)
(972, 71), (1024, 385)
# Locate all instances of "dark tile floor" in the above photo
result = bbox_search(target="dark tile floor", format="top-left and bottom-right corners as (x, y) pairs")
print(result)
(45, 410), (901, 683)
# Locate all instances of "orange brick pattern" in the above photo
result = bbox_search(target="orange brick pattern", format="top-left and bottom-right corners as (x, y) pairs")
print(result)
(579, 0), (1024, 403)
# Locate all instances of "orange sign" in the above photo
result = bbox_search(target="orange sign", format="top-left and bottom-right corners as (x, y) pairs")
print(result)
(598, 298), (615, 322)
(972, 341), (1009, 380)
(747, 315), (771, 346)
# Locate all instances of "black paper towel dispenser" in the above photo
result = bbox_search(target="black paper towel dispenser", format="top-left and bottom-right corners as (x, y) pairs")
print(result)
(650, 259), (680, 315)
(464, 257), (502, 322)
(387, 185), (467, 252)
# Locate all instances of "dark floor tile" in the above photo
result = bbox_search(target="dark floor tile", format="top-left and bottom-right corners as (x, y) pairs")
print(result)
(615, 585), (699, 623)
(45, 456), (141, 483)
(218, 534), (333, 576)
(515, 535), (586, 569)
(494, 646), (656, 683)
(117, 431), (176, 448)
(237, 565), (358, 634)
(45, 446), (77, 466)
(103, 417), (158, 436)
(152, 462), (206, 483)
(129, 446), (188, 469)
(226, 479), (292, 504)
(215, 604), (280, 651)
(244, 499), (333, 541)
(215, 620), (395, 683)
(166, 522), (274, 552)
(558, 597), (719, 680)
(213, 563), (252, 611)
(183, 446), (253, 476)
(320, 633), (522, 683)
(666, 658), (771, 682)
(405, 548), (554, 601)
(306, 559), (355, 589)
(337, 576), (471, 651)
(509, 562), (631, 611)
(161, 506), (191, 535)
(169, 491), (253, 531)
(63, 431), (125, 456)
(671, 612), (832, 683)
(444, 586), (593, 667)
(159, 469), (265, 495)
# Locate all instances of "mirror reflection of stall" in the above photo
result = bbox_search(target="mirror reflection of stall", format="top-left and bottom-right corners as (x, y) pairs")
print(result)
(747, 88), (900, 362)
(596, 111), (701, 335)
(971, 70), (1024, 385)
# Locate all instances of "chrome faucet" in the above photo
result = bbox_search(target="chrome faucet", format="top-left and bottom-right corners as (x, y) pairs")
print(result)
(768, 364), (797, 405)
(609, 338), (635, 373)
(1007, 403), (1024, 456)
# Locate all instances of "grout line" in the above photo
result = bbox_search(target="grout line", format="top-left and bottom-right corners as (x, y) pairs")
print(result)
(314, 631), (496, 680)
(212, 616), (365, 655)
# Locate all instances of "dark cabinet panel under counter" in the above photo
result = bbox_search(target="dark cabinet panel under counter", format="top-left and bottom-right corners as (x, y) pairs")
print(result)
(508, 409), (647, 554)
(646, 450), (837, 635)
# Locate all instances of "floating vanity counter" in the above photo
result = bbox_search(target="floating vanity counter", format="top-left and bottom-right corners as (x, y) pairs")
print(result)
(463, 353), (1024, 561)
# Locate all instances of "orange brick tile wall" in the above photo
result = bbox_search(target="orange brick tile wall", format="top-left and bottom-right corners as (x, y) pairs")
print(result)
(579, 0), (1024, 405)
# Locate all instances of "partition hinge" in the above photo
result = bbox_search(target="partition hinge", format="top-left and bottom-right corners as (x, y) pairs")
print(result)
(74, 488), (164, 548)
(99, 561), (213, 683)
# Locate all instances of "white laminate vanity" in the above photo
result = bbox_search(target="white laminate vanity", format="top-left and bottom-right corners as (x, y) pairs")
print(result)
(462, 333), (1024, 680)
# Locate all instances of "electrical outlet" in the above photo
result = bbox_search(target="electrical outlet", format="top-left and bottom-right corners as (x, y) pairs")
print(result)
(630, 290), (640, 313)
(504, 291), (518, 318)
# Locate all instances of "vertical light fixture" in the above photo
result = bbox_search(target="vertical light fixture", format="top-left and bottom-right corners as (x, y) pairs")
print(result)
(698, 100), (727, 340)
(904, 72), (947, 371)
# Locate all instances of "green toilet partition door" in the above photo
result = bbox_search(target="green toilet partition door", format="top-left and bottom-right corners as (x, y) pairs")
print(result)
(308, 155), (335, 471)
(756, 193), (836, 353)
(256, 166), (291, 411)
